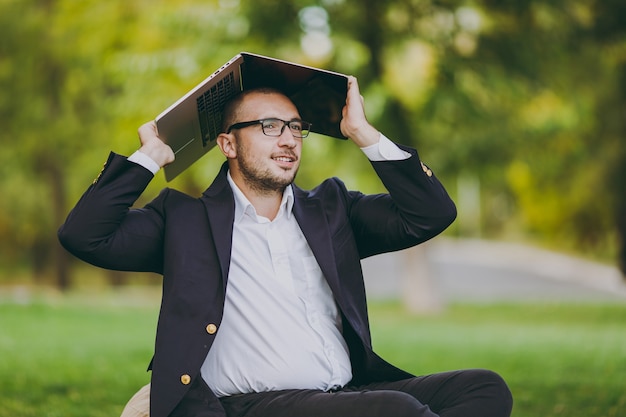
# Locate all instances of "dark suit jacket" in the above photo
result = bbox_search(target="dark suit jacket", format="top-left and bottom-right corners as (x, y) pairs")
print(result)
(58, 144), (456, 417)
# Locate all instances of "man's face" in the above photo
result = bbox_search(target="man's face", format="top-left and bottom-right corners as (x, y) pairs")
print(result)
(228, 92), (303, 194)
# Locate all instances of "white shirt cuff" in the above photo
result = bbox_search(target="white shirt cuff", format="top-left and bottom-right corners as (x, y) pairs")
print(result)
(128, 151), (160, 175)
(360, 133), (412, 161)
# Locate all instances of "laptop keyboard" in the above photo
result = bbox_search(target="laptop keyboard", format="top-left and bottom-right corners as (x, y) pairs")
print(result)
(197, 71), (237, 147)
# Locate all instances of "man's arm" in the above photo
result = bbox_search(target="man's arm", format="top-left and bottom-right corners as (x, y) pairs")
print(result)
(339, 76), (380, 148)
(337, 77), (456, 257)
(344, 147), (456, 259)
(136, 121), (176, 169)
(57, 124), (176, 273)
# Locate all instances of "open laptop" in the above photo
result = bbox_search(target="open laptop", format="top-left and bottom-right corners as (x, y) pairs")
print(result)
(155, 52), (349, 181)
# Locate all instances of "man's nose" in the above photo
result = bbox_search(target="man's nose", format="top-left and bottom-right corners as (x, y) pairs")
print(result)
(277, 126), (297, 147)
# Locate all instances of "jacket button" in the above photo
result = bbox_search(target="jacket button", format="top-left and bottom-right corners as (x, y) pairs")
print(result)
(206, 323), (218, 334)
(181, 374), (191, 385)
(421, 162), (433, 177)
(92, 161), (107, 184)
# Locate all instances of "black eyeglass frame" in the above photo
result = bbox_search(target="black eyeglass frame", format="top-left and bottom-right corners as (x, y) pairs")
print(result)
(226, 118), (312, 138)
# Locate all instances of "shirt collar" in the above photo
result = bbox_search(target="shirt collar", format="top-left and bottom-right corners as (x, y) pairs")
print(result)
(227, 170), (294, 223)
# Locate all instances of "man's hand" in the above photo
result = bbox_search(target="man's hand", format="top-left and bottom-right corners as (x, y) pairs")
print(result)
(339, 76), (380, 148)
(137, 121), (175, 168)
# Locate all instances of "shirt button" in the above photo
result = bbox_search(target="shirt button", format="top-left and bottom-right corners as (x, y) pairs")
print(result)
(206, 323), (218, 334)
(181, 374), (191, 385)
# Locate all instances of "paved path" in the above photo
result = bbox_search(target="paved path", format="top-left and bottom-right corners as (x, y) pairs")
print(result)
(362, 238), (626, 304)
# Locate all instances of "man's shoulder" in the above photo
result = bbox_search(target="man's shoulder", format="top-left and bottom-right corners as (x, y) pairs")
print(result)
(164, 187), (197, 199)
(295, 177), (348, 198)
(150, 187), (205, 211)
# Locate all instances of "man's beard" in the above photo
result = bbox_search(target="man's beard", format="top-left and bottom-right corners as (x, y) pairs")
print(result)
(236, 144), (298, 195)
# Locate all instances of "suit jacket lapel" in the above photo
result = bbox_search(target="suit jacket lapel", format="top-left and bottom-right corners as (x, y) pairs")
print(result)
(292, 186), (343, 303)
(198, 173), (342, 301)
(200, 162), (235, 291)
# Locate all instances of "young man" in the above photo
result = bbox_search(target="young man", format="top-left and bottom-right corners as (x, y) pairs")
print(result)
(58, 76), (513, 417)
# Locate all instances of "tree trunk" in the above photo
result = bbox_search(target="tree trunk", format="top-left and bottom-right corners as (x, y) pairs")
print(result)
(615, 63), (626, 279)
(48, 158), (71, 291)
(401, 241), (445, 315)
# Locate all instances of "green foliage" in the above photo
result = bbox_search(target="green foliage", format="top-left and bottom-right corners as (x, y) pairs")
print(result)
(1, 295), (625, 417)
(1, 0), (625, 285)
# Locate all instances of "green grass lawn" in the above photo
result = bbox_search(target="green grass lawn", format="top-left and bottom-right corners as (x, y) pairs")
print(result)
(369, 302), (626, 417)
(1, 290), (625, 417)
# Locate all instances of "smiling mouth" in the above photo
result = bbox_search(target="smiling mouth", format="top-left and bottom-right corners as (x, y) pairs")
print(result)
(272, 155), (297, 163)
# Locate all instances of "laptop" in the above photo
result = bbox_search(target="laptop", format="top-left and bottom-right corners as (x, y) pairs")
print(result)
(155, 52), (349, 181)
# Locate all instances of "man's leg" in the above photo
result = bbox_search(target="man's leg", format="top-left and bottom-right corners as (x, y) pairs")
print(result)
(219, 369), (512, 417)
(362, 369), (513, 417)
(220, 388), (437, 417)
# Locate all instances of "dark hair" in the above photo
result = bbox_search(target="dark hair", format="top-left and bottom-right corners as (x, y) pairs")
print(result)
(221, 87), (289, 133)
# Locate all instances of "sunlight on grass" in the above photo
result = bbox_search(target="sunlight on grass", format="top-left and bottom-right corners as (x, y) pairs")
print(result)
(369, 302), (626, 417)
(1, 292), (625, 417)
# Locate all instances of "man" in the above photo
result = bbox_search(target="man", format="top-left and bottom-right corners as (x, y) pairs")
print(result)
(58, 76), (513, 417)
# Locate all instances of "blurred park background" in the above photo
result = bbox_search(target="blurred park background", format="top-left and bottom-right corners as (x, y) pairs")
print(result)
(1, 0), (626, 416)
(1, 0), (625, 289)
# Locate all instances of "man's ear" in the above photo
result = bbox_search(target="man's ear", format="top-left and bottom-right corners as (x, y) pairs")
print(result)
(216, 133), (237, 159)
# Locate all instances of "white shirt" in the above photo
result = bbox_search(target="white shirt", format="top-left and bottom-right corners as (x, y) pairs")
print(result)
(201, 176), (352, 396)
(128, 134), (411, 397)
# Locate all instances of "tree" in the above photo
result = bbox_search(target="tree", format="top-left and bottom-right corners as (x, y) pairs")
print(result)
(590, 0), (626, 275)
(2, 0), (625, 289)
(328, 0), (625, 275)
(0, 0), (174, 288)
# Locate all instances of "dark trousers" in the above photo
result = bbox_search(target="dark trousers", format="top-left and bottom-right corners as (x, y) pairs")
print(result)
(217, 369), (513, 417)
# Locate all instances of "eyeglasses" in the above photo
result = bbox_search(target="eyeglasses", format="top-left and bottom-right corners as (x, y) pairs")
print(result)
(226, 118), (312, 138)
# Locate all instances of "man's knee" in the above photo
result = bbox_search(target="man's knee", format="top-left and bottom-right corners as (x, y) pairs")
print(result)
(365, 390), (437, 417)
(393, 392), (436, 417)
(466, 369), (513, 416)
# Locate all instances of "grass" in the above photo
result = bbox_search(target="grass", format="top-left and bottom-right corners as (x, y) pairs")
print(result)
(0, 289), (160, 417)
(1, 289), (625, 417)
(369, 302), (626, 417)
